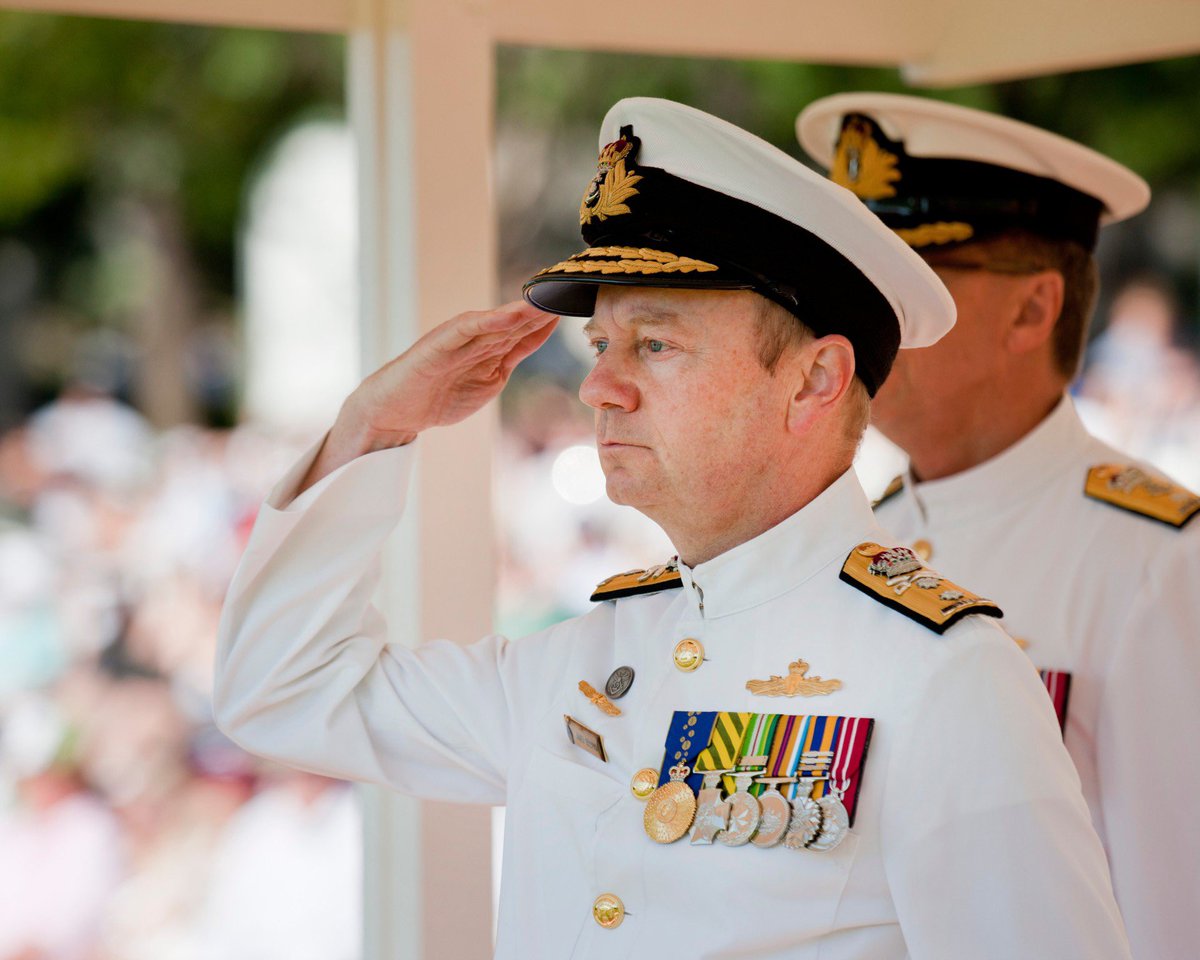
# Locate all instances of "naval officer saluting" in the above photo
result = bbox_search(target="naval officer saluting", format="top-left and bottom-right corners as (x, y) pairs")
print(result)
(800, 93), (1199, 959)
(215, 98), (1130, 959)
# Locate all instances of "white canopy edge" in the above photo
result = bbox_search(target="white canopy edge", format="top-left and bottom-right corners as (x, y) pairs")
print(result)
(5, 0), (1200, 86)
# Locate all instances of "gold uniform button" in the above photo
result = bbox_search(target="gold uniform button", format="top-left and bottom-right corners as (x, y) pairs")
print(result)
(913, 538), (933, 561)
(673, 638), (704, 672)
(592, 893), (625, 929)
(630, 767), (659, 799)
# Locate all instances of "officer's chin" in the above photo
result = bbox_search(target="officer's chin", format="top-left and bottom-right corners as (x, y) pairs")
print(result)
(602, 469), (644, 509)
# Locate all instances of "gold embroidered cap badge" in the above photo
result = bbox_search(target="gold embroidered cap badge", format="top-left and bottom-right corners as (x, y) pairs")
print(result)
(830, 117), (901, 201)
(580, 128), (643, 226)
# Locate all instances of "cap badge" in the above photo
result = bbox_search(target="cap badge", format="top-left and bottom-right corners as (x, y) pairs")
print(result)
(580, 125), (643, 226)
(746, 659), (842, 697)
(831, 116), (900, 201)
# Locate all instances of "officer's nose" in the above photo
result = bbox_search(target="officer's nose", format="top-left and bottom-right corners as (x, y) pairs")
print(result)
(579, 356), (639, 412)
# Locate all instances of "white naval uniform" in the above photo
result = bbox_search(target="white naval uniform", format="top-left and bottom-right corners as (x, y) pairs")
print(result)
(214, 441), (1131, 960)
(874, 396), (1200, 960)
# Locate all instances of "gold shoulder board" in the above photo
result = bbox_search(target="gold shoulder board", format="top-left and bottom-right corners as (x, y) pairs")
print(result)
(840, 543), (1003, 635)
(1085, 464), (1200, 529)
(590, 561), (682, 602)
(872, 475), (904, 510)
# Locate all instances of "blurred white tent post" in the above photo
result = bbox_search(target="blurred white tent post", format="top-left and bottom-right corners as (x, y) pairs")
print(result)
(242, 121), (359, 433)
(6, 1), (1200, 959)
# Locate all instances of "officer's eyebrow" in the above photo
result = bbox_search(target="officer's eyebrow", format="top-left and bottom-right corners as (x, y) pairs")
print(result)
(582, 307), (688, 338)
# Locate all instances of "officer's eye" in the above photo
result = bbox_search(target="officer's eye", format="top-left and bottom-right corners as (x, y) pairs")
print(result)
(647, 340), (665, 353)
(591, 339), (608, 355)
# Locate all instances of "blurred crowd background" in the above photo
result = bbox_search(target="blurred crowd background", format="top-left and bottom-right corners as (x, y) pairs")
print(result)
(1, 13), (1198, 959)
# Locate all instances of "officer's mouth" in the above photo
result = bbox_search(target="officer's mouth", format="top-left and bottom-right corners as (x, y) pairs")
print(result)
(598, 439), (649, 451)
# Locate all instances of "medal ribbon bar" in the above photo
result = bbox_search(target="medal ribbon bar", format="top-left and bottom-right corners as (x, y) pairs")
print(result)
(693, 711), (754, 794)
(657, 710), (718, 793)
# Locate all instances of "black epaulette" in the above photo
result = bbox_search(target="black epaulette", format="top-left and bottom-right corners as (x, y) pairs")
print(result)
(872, 475), (904, 510)
(590, 560), (683, 602)
(839, 542), (1002, 635)
(1084, 464), (1200, 529)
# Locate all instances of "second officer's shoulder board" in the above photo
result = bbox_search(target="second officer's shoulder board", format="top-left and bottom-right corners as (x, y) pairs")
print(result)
(1084, 463), (1200, 529)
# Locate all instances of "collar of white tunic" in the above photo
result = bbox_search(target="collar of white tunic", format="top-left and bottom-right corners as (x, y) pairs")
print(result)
(901, 394), (1092, 525)
(673, 467), (878, 620)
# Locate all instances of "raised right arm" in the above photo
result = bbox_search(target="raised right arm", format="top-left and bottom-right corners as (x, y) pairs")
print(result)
(213, 302), (558, 801)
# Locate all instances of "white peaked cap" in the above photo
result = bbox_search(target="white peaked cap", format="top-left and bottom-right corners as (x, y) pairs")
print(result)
(798, 92), (1150, 226)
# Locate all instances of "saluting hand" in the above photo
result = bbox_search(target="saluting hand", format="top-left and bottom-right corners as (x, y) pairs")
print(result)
(300, 301), (558, 493)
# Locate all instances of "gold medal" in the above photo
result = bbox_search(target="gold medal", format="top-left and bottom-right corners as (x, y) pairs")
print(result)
(643, 763), (697, 843)
(673, 638), (704, 672)
(913, 538), (933, 561)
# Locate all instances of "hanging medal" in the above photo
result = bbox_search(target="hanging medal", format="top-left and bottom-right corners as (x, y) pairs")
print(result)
(807, 716), (873, 852)
(783, 776), (825, 850)
(644, 711), (717, 843)
(644, 762), (699, 844)
(717, 769), (763, 846)
(713, 712), (773, 845)
(689, 769), (733, 845)
(750, 776), (793, 848)
(807, 787), (850, 852)
(784, 716), (835, 850)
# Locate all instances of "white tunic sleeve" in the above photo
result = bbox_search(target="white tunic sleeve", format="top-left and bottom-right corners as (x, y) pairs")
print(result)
(881, 621), (1132, 960)
(1096, 533), (1200, 960)
(213, 442), (520, 805)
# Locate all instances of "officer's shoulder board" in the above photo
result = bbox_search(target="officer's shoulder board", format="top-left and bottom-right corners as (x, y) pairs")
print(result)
(591, 560), (683, 602)
(1084, 463), (1200, 529)
(839, 542), (1002, 635)
(871, 474), (904, 510)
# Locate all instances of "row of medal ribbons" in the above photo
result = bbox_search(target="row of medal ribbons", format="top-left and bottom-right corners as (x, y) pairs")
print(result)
(643, 711), (875, 851)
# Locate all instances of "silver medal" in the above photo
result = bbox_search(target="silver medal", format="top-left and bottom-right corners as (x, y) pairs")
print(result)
(783, 778), (825, 850)
(689, 770), (732, 845)
(716, 771), (761, 846)
(750, 777), (793, 848)
(807, 791), (850, 852)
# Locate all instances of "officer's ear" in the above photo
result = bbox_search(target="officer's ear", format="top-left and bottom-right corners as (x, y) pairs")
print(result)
(1007, 270), (1064, 356)
(785, 334), (856, 436)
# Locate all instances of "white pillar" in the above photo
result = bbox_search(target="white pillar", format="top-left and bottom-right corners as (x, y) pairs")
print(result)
(349, 1), (497, 958)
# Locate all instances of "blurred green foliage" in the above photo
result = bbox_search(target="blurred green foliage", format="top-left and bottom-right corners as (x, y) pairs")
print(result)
(497, 46), (1200, 187)
(0, 13), (343, 300)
